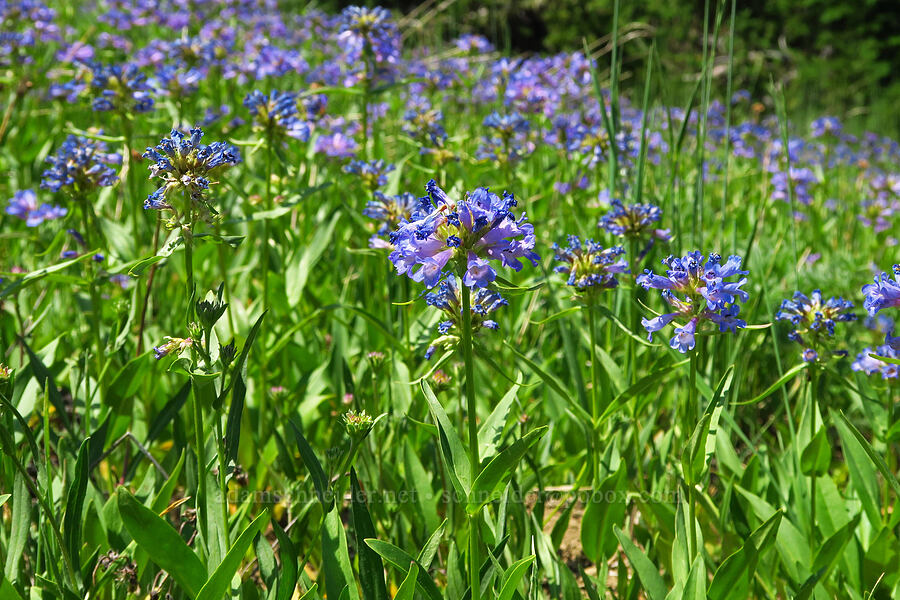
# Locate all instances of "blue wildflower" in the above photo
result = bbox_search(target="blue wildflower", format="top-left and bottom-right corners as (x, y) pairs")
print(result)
(599, 197), (672, 242)
(862, 266), (900, 316)
(244, 89), (311, 141)
(775, 290), (857, 362)
(88, 62), (154, 113)
(388, 180), (540, 289)
(422, 274), (507, 357)
(153, 336), (193, 360)
(338, 6), (400, 66)
(852, 343), (899, 379)
(637, 252), (749, 353)
(343, 159), (394, 190)
(41, 135), (120, 194)
(552, 236), (628, 293)
(6, 190), (67, 226)
(476, 111), (533, 165)
(142, 127), (241, 211)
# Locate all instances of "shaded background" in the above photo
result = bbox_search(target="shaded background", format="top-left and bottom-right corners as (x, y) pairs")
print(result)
(317, 0), (900, 132)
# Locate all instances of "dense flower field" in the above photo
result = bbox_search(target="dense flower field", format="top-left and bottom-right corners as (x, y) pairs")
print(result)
(1, 1), (899, 599)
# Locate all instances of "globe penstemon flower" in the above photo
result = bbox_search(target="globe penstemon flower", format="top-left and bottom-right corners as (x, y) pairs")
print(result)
(343, 159), (394, 191)
(244, 89), (311, 141)
(775, 289), (857, 363)
(862, 265), (900, 318)
(637, 251), (749, 353)
(41, 135), (120, 196)
(6, 190), (67, 227)
(363, 191), (417, 249)
(422, 274), (507, 359)
(143, 126), (241, 221)
(552, 236), (628, 296)
(388, 179), (539, 289)
(852, 343), (899, 379)
(87, 62), (155, 114)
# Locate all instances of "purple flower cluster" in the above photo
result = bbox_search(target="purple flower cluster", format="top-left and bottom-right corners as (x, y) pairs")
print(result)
(343, 159), (394, 190)
(422, 275), (507, 358)
(143, 127), (241, 210)
(88, 62), (154, 113)
(6, 190), (66, 226)
(775, 290), (857, 362)
(338, 6), (400, 67)
(598, 198), (672, 242)
(41, 135), (120, 194)
(244, 89), (311, 141)
(863, 265), (900, 317)
(364, 191), (417, 248)
(388, 180), (539, 289)
(637, 252), (749, 353)
(852, 343), (899, 379)
(476, 111), (533, 165)
(552, 236), (628, 292)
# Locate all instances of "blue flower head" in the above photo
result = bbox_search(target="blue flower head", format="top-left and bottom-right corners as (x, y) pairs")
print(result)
(421, 275), (507, 357)
(88, 62), (154, 113)
(6, 190), (67, 226)
(863, 265), (900, 317)
(343, 159), (394, 191)
(852, 343), (899, 379)
(363, 191), (417, 247)
(388, 180), (540, 289)
(142, 127), (241, 213)
(41, 135), (120, 195)
(599, 198), (672, 243)
(552, 235), (628, 295)
(244, 90), (311, 141)
(637, 251), (749, 353)
(775, 289), (857, 362)
(338, 6), (400, 67)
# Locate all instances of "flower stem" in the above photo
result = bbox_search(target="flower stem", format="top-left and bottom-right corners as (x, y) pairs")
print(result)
(460, 283), (480, 600)
(588, 302), (601, 485)
(214, 414), (230, 549)
(809, 367), (818, 549)
(191, 384), (207, 553)
(258, 137), (274, 439)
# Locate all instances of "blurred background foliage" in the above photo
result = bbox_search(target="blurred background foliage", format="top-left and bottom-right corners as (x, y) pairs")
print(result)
(318, 0), (900, 135)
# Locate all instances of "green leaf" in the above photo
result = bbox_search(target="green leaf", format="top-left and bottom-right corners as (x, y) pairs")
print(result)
(0, 250), (97, 298)
(3, 471), (28, 582)
(581, 464), (627, 562)
(273, 520), (298, 600)
(708, 510), (782, 600)
(224, 373), (245, 464)
(832, 410), (884, 526)
(416, 519), (447, 572)
(682, 555), (706, 600)
(289, 420), (333, 508)
(800, 426), (831, 477)
(835, 410), (900, 498)
(421, 381), (471, 497)
(733, 486), (808, 582)
(63, 438), (90, 566)
(393, 562), (418, 600)
(322, 505), (359, 600)
(478, 374), (521, 459)
(732, 363), (807, 405)
(613, 525), (667, 600)
(497, 555), (535, 600)
(503, 342), (592, 424)
(363, 539), (442, 600)
(351, 469), (389, 600)
(196, 510), (270, 600)
(466, 426), (548, 514)
(682, 413), (712, 485)
(286, 212), (340, 307)
(116, 487), (206, 598)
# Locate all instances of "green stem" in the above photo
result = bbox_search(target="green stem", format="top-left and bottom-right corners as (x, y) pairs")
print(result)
(184, 224), (195, 326)
(687, 483), (697, 558)
(121, 114), (142, 254)
(460, 284), (480, 600)
(258, 137), (274, 439)
(192, 384), (207, 552)
(588, 302), (601, 485)
(809, 368), (818, 547)
(214, 414), (230, 549)
(80, 200), (104, 417)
